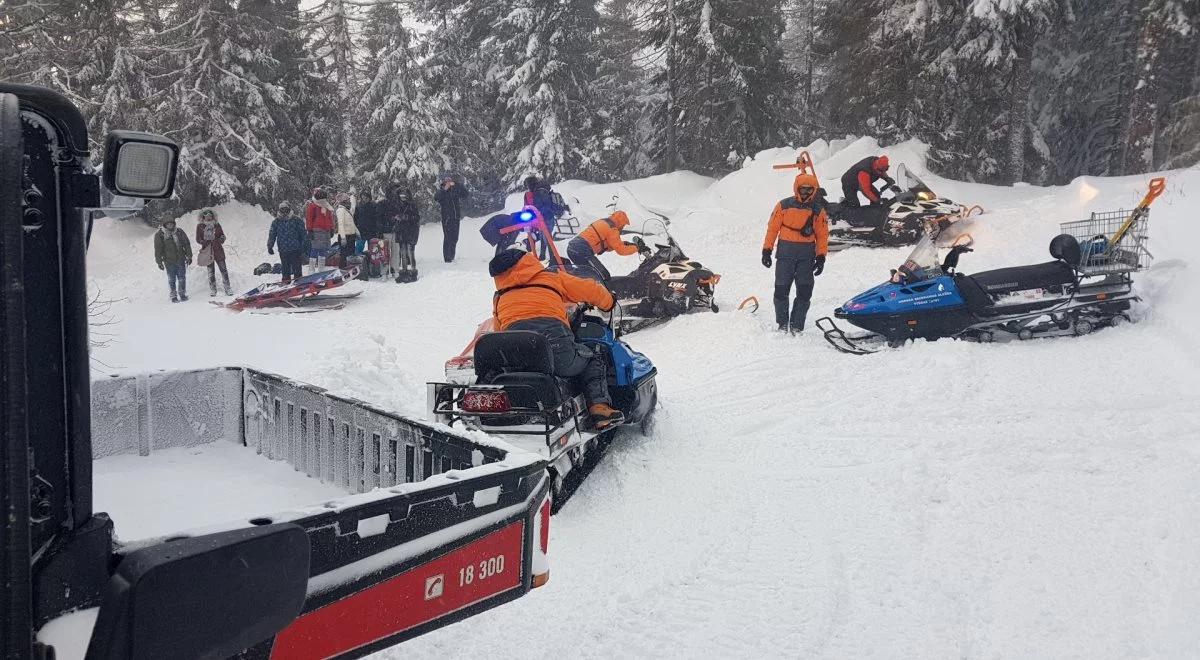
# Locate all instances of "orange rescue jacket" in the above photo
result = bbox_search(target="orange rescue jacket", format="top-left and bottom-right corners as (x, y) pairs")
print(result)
(581, 211), (639, 257)
(763, 173), (829, 256)
(491, 250), (615, 329)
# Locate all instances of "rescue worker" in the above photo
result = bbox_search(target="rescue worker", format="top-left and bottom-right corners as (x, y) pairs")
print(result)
(489, 248), (625, 429)
(762, 173), (829, 333)
(840, 155), (899, 207)
(566, 210), (649, 280)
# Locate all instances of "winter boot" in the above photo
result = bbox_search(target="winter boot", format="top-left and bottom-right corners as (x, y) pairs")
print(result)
(170, 292), (178, 303)
(589, 404), (625, 430)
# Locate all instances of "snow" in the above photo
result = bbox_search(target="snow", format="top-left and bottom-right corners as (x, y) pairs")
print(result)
(86, 138), (1200, 657)
(93, 441), (347, 542)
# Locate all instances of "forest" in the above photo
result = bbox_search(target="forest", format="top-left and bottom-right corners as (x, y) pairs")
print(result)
(2, 0), (1197, 218)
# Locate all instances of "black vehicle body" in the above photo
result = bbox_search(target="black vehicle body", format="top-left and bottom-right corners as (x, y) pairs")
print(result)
(824, 165), (971, 250)
(604, 232), (720, 334)
(2, 83), (549, 660)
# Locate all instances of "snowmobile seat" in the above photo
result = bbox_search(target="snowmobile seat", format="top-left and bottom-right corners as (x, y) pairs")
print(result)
(1049, 233), (1082, 268)
(475, 331), (555, 377)
(829, 204), (887, 228)
(968, 261), (1076, 297)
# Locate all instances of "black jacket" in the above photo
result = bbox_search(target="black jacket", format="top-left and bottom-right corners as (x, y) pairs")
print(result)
(385, 198), (422, 244)
(841, 156), (896, 203)
(354, 201), (384, 240)
(434, 183), (469, 223)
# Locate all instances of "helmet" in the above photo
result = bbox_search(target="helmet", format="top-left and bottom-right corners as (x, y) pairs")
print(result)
(874, 155), (890, 171)
(610, 210), (631, 228)
(524, 175), (539, 191)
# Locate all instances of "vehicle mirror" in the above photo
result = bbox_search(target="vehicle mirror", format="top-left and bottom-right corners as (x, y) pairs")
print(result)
(102, 130), (179, 199)
(84, 523), (309, 660)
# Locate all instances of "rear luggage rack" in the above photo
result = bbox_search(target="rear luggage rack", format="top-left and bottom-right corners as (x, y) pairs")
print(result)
(1060, 209), (1152, 275)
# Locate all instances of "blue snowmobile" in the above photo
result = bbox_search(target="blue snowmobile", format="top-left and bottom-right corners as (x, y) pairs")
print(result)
(817, 214), (1154, 354)
(430, 305), (657, 509)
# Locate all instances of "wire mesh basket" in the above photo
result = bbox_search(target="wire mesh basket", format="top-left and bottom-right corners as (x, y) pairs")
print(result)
(1059, 208), (1152, 275)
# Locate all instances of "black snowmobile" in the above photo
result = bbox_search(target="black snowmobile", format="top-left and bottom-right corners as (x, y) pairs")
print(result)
(817, 178), (1165, 353)
(825, 165), (977, 251)
(572, 190), (720, 334)
(605, 220), (720, 334)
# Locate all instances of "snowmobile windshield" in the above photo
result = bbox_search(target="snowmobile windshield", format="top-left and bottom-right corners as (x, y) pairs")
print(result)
(896, 165), (933, 196)
(895, 233), (944, 283)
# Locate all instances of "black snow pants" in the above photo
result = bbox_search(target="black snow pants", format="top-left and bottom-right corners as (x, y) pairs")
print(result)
(508, 318), (611, 406)
(566, 237), (609, 281)
(442, 217), (460, 262)
(774, 240), (816, 331)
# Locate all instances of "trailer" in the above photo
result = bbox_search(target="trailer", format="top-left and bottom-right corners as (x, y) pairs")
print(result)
(1, 82), (550, 660)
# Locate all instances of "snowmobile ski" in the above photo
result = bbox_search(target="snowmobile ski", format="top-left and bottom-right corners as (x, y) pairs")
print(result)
(815, 317), (887, 355)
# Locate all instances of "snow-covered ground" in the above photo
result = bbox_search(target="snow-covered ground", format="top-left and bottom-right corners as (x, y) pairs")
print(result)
(88, 138), (1200, 658)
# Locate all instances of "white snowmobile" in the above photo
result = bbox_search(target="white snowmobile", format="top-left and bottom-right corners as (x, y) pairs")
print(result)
(825, 165), (979, 251)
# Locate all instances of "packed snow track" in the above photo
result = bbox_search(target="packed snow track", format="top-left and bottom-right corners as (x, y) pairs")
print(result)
(89, 139), (1200, 658)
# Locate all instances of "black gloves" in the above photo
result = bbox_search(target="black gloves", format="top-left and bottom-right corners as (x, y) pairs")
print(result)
(633, 236), (651, 256)
(267, 246), (275, 255)
(762, 249), (772, 268)
(157, 262), (165, 271)
(813, 255), (825, 277)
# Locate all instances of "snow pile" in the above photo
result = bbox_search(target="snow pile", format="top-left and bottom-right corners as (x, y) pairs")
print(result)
(86, 138), (1200, 658)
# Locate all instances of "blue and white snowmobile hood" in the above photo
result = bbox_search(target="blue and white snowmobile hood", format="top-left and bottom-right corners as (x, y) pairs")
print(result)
(837, 275), (965, 317)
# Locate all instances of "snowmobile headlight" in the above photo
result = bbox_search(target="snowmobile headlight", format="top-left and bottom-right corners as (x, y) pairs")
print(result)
(917, 191), (934, 201)
(102, 130), (179, 199)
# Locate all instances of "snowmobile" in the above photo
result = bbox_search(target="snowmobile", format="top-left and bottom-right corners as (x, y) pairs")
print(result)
(219, 266), (363, 312)
(824, 164), (979, 251)
(601, 220), (721, 334)
(817, 178), (1165, 354)
(431, 305), (657, 509)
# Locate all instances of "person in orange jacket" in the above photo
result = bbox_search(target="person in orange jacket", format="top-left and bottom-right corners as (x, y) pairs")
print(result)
(490, 248), (626, 429)
(565, 210), (649, 280)
(762, 173), (829, 333)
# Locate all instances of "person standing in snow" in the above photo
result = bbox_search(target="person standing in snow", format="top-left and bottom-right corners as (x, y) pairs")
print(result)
(305, 187), (336, 272)
(840, 155), (899, 207)
(354, 190), (383, 278)
(566, 210), (649, 280)
(195, 209), (232, 296)
(434, 174), (468, 263)
(390, 185), (421, 282)
(267, 201), (309, 283)
(762, 173), (829, 333)
(154, 218), (193, 303)
(523, 175), (568, 260)
(335, 192), (359, 265)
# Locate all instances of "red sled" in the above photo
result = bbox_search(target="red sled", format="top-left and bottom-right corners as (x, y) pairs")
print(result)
(217, 267), (362, 312)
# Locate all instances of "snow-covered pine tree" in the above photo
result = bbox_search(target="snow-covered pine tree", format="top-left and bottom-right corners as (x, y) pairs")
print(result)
(590, 0), (649, 180)
(944, 0), (1069, 184)
(492, 0), (605, 185)
(152, 0), (314, 208)
(415, 0), (512, 205)
(355, 1), (448, 196)
(307, 0), (360, 179)
(645, 0), (795, 175)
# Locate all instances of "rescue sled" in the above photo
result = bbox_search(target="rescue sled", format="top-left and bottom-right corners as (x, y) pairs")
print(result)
(217, 267), (362, 312)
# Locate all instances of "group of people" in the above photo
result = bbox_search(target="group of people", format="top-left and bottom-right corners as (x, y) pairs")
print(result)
(266, 185), (423, 284)
(153, 209), (232, 302)
(484, 154), (898, 431)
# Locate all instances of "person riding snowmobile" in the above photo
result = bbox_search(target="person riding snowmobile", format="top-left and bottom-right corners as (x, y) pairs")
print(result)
(762, 173), (829, 333)
(489, 248), (625, 429)
(566, 210), (649, 280)
(840, 155), (899, 207)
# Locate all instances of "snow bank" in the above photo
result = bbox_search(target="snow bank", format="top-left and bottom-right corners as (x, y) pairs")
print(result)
(85, 138), (1200, 659)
